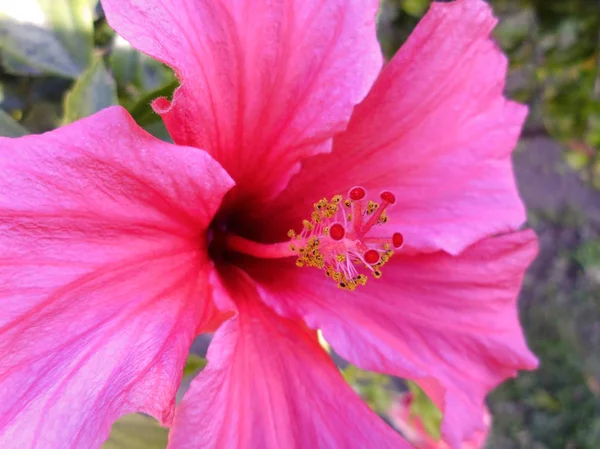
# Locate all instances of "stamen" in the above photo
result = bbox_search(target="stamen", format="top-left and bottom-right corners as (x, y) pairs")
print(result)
(288, 186), (404, 291)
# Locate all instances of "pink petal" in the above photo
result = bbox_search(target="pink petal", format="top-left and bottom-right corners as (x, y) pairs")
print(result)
(101, 0), (382, 203)
(168, 268), (408, 449)
(244, 231), (539, 447)
(0, 107), (234, 448)
(261, 0), (526, 254)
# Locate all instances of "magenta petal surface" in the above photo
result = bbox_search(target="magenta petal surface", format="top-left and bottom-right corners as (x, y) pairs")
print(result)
(101, 0), (382, 203)
(264, 0), (527, 254)
(0, 107), (234, 448)
(245, 231), (539, 447)
(168, 268), (408, 449)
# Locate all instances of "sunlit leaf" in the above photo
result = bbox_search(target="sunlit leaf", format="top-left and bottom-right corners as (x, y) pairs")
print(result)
(62, 55), (118, 123)
(102, 414), (168, 449)
(0, 0), (96, 78)
(400, 0), (429, 17)
(406, 380), (443, 440)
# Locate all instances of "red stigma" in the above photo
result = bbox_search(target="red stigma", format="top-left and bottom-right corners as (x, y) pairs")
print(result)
(380, 191), (396, 205)
(349, 186), (366, 201)
(392, 232), (404, 248)
(329, 223), (345, 241)
(364, 249), (380, 264)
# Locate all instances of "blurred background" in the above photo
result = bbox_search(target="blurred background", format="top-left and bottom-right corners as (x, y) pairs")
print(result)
(1, 0), (599, 447)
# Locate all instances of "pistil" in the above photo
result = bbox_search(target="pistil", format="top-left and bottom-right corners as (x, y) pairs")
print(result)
(222, 187), (404, 292)
(288, 186), (404, 291)
(224, 234), (296, 259)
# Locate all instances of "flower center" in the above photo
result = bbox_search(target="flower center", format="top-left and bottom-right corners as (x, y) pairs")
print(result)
(221, 186), (403, 291)
(287, 186), (403, 290)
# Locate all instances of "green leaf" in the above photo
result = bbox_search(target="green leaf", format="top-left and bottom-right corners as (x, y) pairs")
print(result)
(341, 364), (394, 415)
(574, 240), (600, 270)
(0, 0), (95, 78)
(62, 56), (118, 124)
(109, 35), (176, 108)
(0, 110), (28, 137)
(102, 414), (168, 449)
(400, 0), (429, 17)
(183, 354), (207, 377)
(406, 380), (443, 440)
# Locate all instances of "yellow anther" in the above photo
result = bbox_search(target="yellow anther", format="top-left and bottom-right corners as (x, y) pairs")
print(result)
(314, 199), (328, 212)
(331, 195), (342, 204)
(356, 274), (368, 286)
(367, 201), (379, 214)
(302, 219), (314, 231)
(325, 204), (338, 217)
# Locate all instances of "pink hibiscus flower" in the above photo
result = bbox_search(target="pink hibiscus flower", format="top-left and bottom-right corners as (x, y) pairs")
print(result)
(0, 0), (537, 447)
(390, 392), (492, 449)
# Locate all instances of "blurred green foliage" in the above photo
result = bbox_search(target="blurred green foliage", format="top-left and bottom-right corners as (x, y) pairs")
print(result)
(102, 414), (168, 449)
(382, 0), (600, 187)
(341, 364), (396, 416)
(62, 55), (117, 123)
(0, 0), (177, 136)
(406, 380), (443, 440)
(0, 0), (96, 78)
